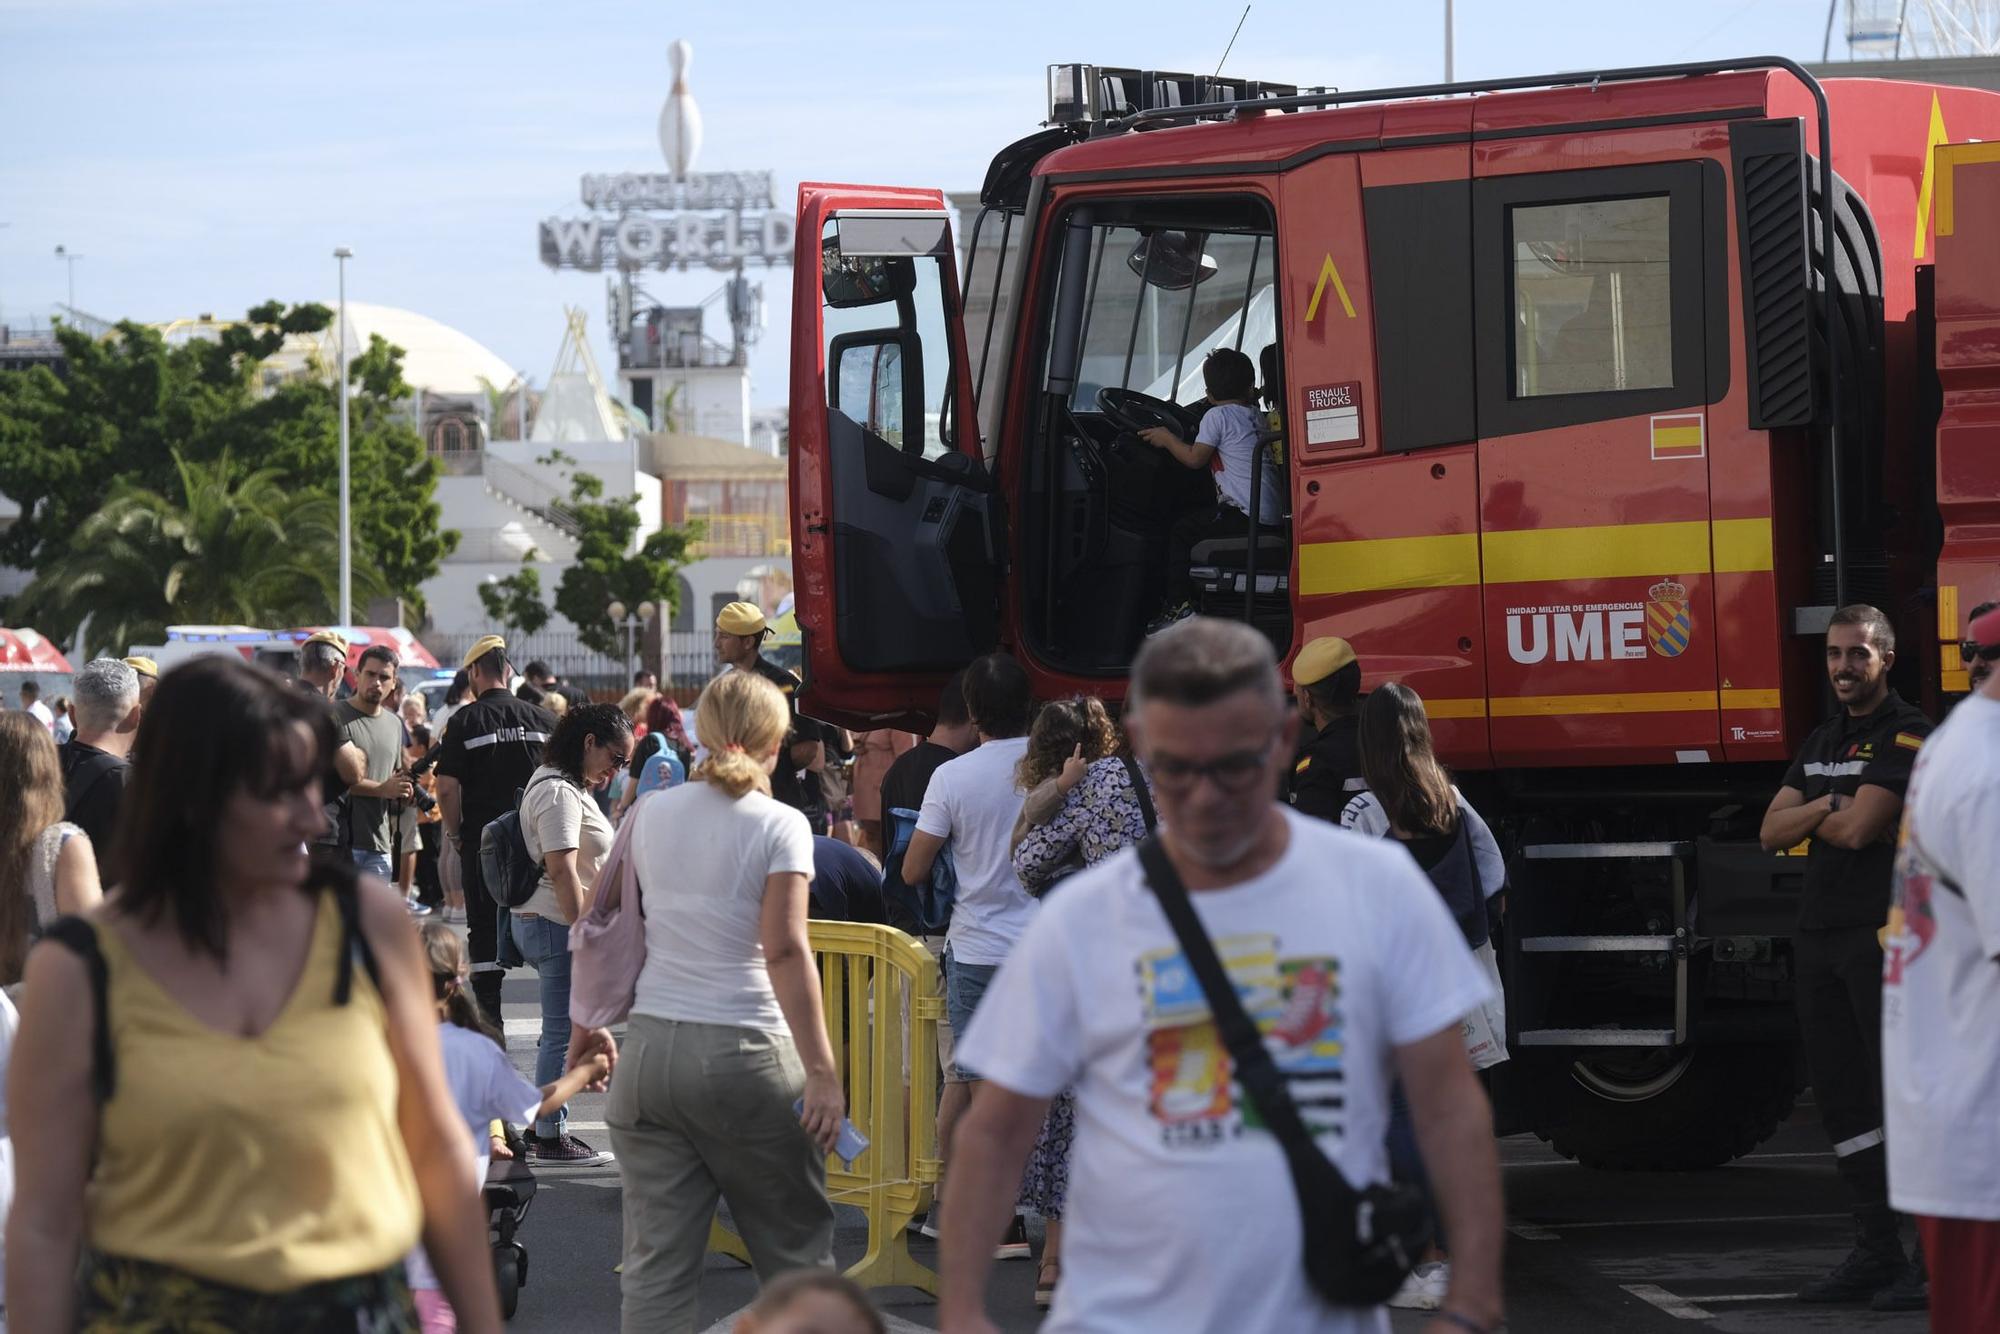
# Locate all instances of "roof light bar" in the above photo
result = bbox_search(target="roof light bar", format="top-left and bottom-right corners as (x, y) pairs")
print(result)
(1046, 64), (1321, 129)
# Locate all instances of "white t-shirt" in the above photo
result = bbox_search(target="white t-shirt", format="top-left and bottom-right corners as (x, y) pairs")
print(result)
(1339, 788), (1507, 898)
(1197, 402), (1286, 520)
(519, 765), (615, 925)
(630, 781), (816, 1034)
(1884, 692), (2000, 1220)
(916, 735), (1036, 966)
(407, 1021), (543, 1291)
(958, 810), (1492, 1334)
(23, 700), (53, 733)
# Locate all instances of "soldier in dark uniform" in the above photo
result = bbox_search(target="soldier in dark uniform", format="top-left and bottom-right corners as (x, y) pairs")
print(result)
(434, 634), (558, 1028)
(1760, 604), (1935, 1310)
(713, 601), (826, 819)
(1287, 636), (1366, 822)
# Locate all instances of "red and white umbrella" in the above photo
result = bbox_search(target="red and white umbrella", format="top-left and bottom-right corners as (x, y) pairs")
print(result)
(285, 626), (442, 672)
(0, 627), (74, 674)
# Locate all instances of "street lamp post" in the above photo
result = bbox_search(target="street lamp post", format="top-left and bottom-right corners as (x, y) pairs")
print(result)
(607, 599), (657, 683)
(334, 247), (353, 629)
(53, 245), (81, 311)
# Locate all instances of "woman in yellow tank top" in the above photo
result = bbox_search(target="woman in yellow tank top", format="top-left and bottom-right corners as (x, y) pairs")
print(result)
(4, 657), (503, 1333)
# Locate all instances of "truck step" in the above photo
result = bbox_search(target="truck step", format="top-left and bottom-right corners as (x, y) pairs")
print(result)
(1516, 1027), (1678, 1047)
(1518, 935), (1676, 953)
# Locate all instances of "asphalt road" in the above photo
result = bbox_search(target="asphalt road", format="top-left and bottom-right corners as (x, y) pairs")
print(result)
(490, 971), (1928, 1332)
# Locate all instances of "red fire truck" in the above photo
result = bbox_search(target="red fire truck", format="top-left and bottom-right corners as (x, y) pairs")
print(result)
(785, 58), (2000, 1168)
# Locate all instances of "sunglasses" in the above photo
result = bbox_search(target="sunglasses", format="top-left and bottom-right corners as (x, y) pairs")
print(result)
(1960, 640), (2000, 665)
(1147, 736), (1279, 794)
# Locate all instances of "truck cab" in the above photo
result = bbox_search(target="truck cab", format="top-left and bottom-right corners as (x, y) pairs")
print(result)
(788, 59), (2000, 1168)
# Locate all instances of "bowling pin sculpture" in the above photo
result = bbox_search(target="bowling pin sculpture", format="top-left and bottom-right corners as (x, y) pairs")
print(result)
(658, 39), (702, 181)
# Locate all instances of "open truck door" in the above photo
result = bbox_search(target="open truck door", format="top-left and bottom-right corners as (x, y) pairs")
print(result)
(789, 185), (1004, 727)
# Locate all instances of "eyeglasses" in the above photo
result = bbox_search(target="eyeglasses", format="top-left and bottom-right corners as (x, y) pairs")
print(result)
(1146, 735), (1280, 794)
(606, 748), (631, 767)
(1961, 639), (2000, 665)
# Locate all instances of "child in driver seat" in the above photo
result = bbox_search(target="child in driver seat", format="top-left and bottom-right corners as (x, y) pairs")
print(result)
(1141, 346), (1287, 630)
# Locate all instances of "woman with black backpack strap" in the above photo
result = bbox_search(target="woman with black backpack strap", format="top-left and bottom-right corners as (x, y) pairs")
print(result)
(513, 701), (632, 1167)
(5, 656), (500, 1333)
(1340, 681), (1510, 1316)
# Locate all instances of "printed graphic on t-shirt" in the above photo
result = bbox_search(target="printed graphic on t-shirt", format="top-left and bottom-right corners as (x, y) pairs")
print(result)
(1135, 932), (1345, 1147)
(1885, 806), (1943, 989)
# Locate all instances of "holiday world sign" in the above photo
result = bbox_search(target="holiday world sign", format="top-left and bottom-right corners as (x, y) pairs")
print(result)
(536, 42), (795, 274)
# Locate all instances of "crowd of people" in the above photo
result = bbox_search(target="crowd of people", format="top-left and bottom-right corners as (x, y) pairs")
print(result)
(4, 589), (1997, 1333)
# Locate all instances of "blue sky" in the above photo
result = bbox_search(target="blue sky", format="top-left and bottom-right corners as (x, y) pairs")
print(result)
(0, 0), (1892, 411)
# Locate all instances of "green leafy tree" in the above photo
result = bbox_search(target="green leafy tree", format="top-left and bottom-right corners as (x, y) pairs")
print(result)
(0, 301), (455, 622)
(549, 470), (698, 658)
(479, 558), (552, 636)
(12, 451), (379, 656)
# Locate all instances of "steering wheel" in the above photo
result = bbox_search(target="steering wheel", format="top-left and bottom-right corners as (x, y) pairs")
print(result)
(1096, 387), (1203, 443)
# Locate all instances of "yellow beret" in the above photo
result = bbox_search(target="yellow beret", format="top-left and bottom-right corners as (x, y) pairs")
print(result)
(460, 634), (507, 671)
(715, 601), (768, 637)
(123, 656), (158, 679)
(1293, 636), (1357, 686)
(300, 630), (349, 657)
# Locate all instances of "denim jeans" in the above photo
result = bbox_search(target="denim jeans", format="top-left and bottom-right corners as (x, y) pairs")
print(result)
(510, 913), (573, 1139)
(943, 951), (1000, 1083)
(349, 848), (393, 882)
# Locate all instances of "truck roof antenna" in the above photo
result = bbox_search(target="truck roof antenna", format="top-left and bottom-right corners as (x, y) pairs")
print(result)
(1213, 4), (1251, 78)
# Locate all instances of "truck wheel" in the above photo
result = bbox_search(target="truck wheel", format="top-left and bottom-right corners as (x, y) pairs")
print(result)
(1530, 1042), (1803, 1171)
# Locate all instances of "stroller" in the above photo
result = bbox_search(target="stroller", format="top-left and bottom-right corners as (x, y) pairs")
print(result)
(486, 1140), (539, 1318)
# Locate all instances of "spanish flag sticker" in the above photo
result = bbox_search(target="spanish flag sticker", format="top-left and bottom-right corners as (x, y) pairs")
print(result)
(1650, 413), (1706, 460)
(1895, 731), (1924, 752)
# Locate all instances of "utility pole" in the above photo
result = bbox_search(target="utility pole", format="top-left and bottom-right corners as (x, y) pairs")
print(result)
(334, 247), (354, 628)
(1445, 0), (1455, 81)
(53, 244), (81, 312)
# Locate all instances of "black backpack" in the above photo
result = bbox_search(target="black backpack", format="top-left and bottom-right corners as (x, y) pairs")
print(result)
(480, 772), (564, 909)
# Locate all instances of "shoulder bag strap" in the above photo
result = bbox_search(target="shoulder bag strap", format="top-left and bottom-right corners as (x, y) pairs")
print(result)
(1121, 756), (1158, 832)
(44, 916), (115, 1101)
(1135, 835), (1349, 1189)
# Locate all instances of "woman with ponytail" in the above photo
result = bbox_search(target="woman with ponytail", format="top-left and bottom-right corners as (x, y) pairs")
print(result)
(602, 669), (846, 1329)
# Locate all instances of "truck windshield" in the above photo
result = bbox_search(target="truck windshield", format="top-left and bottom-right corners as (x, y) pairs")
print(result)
(1062, 224), (1273, 410)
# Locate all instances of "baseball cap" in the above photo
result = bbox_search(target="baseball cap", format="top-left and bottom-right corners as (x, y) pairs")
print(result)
(123, 656), (158, 679)
(716, 602), (769, 637)
(1292, 636), (1358, 686)
(300, 629), (349, 658)
(460, 634), (507, 671)
(1965, 605), (2000, 663)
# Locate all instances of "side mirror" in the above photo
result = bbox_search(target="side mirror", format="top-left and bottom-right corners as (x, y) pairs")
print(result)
(822, 236), (919, 308)
(830, 331), (908, 447)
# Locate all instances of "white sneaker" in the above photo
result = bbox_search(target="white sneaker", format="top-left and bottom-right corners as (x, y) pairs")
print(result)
(1385, 1260), (1450, 1311)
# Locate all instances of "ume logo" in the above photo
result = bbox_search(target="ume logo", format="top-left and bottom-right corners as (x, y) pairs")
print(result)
(1506, 606), (1650, 664)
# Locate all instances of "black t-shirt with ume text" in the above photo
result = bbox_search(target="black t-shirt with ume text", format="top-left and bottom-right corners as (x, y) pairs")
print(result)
(1782, 689), (1934, 930)
(433, 688), (558, 834)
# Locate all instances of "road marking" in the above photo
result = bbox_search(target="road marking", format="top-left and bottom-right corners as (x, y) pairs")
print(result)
(1502, 1150), (1830, 1169)
(1623, 1285), (1798, 1320)
(1507, 1222), (1560, 1241)
(1529, 1211), (1847, 1232)
(1624, 1284), (1713, 1319)
(700, 1308), (932, 1334)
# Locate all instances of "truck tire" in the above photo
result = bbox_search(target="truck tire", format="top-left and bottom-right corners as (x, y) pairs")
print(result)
(1530, 1042), (1804, 1171)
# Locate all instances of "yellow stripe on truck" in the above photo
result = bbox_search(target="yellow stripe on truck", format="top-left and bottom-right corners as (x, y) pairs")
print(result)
(1297, 532), (1480, 597)
(1427, 689), (1780, 718)
(1298, 518), (1775, 596)
(1489, 690), (1718, 718)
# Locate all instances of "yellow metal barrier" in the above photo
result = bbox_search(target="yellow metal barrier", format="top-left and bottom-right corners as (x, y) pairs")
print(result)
(708, 921), (944, 1296)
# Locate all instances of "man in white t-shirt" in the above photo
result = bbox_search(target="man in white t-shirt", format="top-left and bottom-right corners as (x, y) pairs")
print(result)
(940, 618), (1504, 1334)
(1883, 605), (2000, 1327)
(17, 679), (54, 733)
(900, 652), (1037, 1255)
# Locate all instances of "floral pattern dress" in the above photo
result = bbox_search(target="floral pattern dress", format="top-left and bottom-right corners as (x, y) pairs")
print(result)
(1011, 756), (1152, 1218)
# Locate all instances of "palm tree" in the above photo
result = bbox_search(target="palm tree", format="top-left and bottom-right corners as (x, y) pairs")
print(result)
(14, 451), (376, 657)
